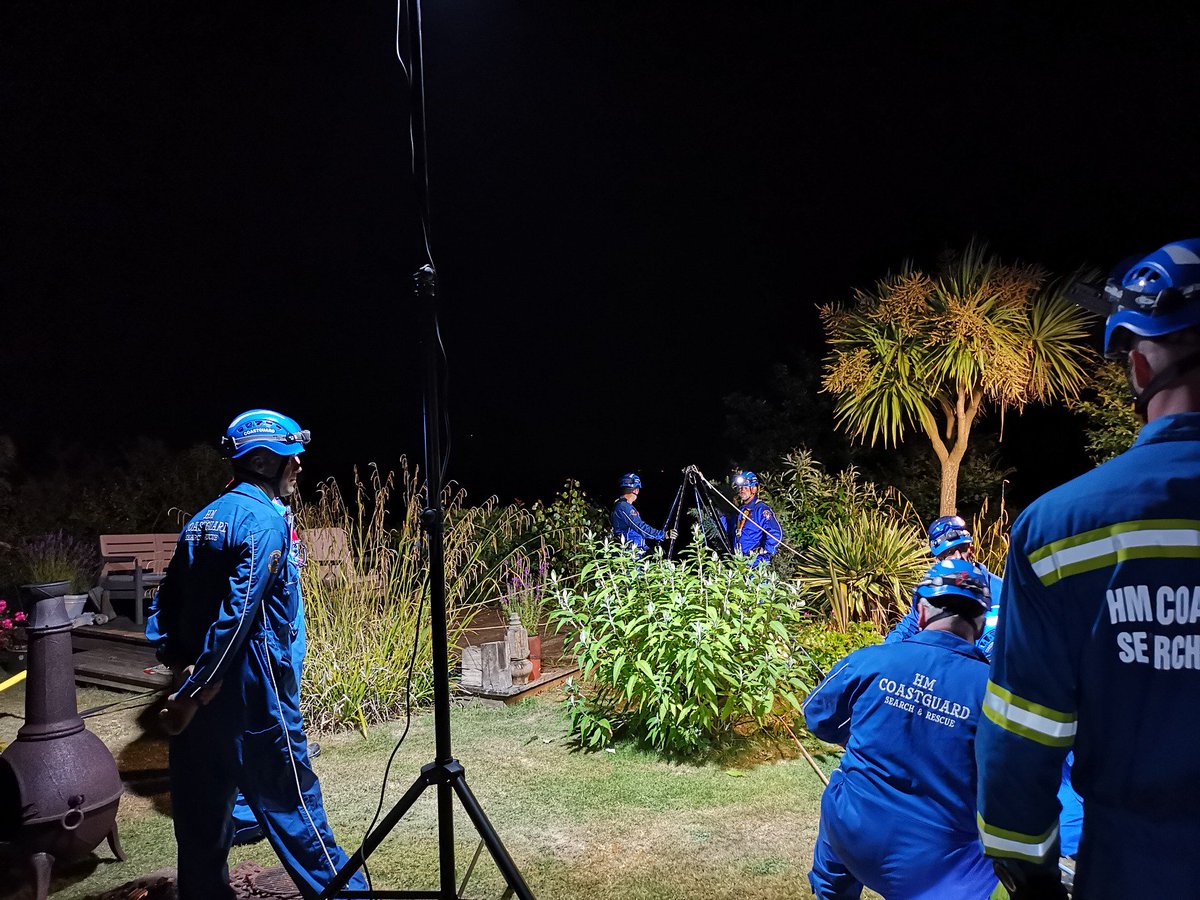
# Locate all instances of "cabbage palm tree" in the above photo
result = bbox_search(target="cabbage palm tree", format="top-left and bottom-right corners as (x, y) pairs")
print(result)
(821, 241), (1095, 515)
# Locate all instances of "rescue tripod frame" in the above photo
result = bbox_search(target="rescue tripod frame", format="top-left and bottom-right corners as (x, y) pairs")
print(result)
(318, 1), (534, 897)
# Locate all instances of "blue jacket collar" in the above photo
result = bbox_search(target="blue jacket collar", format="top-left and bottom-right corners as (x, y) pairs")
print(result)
(1133, 412), (1200, 448)
(229, 482), (278, 509)
(909, 628), (989, 662)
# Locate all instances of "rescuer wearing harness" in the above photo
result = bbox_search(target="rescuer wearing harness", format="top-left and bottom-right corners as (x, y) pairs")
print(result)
(804, 558), (997, 899)
(977, 239), (1200, 899)
(146, 410), (366, 899)
(611, 473), (675, 551)
(718, 471), (782, 567)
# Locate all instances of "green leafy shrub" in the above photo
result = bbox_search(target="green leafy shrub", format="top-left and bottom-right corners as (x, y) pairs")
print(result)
(551, 534), (814, 755)
(530, 479), (607, 577)
(761, 450), (895, 551)
(1069, 360), (1141, 464)
(795, 621), (884, 678)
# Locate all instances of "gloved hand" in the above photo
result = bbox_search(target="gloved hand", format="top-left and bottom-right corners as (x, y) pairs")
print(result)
(664, 529), (678, 541)
(994, 861), (1069, 899)
(159, 666), (222, 736)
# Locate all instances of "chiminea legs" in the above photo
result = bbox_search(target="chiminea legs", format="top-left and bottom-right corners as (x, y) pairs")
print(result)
(30, 852), (53, 900)
(107, 824), (127, 861)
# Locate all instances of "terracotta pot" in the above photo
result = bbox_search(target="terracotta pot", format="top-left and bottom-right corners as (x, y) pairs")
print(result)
(528, 638), (542, 681)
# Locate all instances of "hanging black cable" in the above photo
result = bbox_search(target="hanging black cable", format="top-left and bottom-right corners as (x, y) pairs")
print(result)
(318, 2), (533, 897)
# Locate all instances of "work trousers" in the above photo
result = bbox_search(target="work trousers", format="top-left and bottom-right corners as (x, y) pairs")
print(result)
(169, 632), (366, 900)
(808, 772), (996, 900)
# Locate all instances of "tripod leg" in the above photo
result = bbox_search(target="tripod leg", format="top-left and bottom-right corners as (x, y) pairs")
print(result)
(451, 776), (535, 900)
(320, 772), (431, 900)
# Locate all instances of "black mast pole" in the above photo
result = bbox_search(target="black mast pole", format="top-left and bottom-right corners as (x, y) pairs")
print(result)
(319, 3), (535, 897)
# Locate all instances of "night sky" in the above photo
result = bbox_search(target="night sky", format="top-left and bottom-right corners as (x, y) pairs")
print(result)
(5, 3), (1197, 519)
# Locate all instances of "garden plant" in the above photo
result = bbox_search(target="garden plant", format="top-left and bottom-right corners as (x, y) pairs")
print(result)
(551, 533), (814, 755)
(821, 240), (1094, 514)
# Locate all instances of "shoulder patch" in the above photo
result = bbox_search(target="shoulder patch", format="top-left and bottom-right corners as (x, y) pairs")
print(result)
(763, 510), (772, 520)
(267, 549), (283, 575)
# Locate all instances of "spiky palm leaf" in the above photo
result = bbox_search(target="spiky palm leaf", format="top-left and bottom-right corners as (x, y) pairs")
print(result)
(822, 240), (1098, 510)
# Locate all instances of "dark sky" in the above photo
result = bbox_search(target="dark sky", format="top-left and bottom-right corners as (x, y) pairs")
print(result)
(4, 3), (1197, 513)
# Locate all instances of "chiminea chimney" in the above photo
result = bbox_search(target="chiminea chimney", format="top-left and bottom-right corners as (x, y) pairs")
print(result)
(0, 581), (124, 900)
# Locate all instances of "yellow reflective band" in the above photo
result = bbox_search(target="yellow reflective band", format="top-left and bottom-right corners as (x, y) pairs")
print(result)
(1029, 519), (1200, 587)
(982, 682), (1076, 748)
(977, 814), (1059, 863)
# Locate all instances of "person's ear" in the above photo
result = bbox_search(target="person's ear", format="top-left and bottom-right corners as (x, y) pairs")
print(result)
(916, 600), (929, 629)
(1129, 348), (1154, 395)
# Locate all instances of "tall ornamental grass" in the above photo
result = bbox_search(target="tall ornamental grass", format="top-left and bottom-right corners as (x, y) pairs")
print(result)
(551, 533), (813, 755)
(298, 461), (537, 733)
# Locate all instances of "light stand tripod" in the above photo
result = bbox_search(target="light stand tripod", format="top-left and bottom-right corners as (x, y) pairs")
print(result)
(319, 4), (535, 899)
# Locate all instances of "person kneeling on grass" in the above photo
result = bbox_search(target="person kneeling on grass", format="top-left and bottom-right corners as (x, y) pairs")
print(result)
(803, 558), (997, 900)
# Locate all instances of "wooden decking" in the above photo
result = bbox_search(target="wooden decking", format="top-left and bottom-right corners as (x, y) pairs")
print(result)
(72, 616), (170, 691)
(70, 608), (575, 696)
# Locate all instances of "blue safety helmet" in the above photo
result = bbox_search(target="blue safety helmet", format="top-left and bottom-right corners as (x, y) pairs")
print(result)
(1103, 239), (1200, 356)
(915, 558), (991, 617)
(927, 515), (973, 558)
(619, 473), (642, 492)
(222, 409), (310, 458)
(732, 471), (759, 488)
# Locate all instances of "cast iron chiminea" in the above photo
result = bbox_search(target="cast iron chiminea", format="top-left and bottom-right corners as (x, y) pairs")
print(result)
(0, 580), (124, 900)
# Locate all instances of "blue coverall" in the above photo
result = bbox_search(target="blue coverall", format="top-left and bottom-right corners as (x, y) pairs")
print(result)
(231, 498), (306, 843)
(977, 413), (1200, 897)
(884, 568), (1003, 651)
(803, 630), (997, 900)
(718, 496), (782, 567)
(611, 497), (664, 551)
(885, 569), (1085, 857)
(147, 483), (366, 900)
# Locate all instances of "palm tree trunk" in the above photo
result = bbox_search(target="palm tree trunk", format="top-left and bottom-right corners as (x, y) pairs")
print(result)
(939, 452), (962, 516)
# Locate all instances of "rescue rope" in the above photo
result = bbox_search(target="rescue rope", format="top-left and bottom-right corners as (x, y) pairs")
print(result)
(777, 716), (830, 787)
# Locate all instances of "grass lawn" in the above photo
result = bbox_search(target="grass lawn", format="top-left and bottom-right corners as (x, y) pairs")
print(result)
(0, 681), (880, 900)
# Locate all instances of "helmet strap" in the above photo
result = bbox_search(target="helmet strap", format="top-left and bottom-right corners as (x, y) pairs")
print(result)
(1132, 349), (1200, 418)
(232, 452), (287, 499)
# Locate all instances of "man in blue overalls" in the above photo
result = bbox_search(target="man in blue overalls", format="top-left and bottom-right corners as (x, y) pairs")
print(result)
(611, 473), (674, 551)
(978, 239), (1200, 899)
(718, 471), (781, 567)
(886, 517), (1084, 861)
(805, 558), (997, 899)
(147, 410), (366, 900)
(231, 494), (310, 845)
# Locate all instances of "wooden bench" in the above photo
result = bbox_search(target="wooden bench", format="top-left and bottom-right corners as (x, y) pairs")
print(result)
(98, 533), (178, 626)
(300, 527), (355, 585)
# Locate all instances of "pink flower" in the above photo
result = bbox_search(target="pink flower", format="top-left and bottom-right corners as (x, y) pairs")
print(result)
(1, 621), (12, 631)
(14, 612), (25, 623)
(0, 600), (6, 613)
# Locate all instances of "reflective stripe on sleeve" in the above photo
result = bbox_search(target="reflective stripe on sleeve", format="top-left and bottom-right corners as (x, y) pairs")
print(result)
(977, 814), (1059, 863)
(1028, 519), (1200, 586)
(982, 681), (1076, 747)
